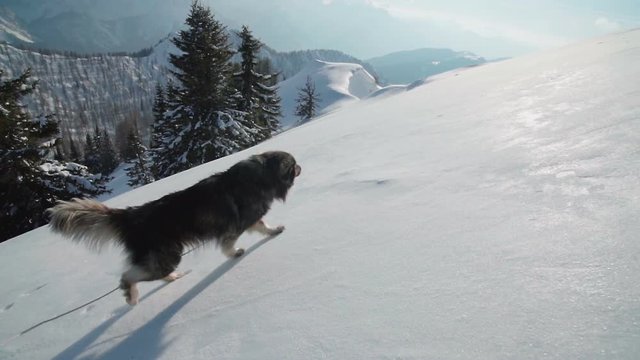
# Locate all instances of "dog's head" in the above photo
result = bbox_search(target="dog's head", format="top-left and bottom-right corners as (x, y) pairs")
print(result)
(254, 151), (301, 200)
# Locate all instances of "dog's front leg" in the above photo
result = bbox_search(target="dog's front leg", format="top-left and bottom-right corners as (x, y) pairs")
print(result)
(221, 235), (244, 258)
(248, 219), (285, 236)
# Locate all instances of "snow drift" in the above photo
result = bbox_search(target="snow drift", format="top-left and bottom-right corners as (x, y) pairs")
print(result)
(2, 29), (640, 359)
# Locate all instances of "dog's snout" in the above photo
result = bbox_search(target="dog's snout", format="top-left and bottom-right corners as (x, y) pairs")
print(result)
(294, 164), (301, 177)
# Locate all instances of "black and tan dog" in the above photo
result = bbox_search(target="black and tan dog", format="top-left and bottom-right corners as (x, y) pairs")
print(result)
(48, 151), (301, 305)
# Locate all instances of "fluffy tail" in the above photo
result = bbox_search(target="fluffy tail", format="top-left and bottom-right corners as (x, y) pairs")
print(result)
(47, 198), (122, 250)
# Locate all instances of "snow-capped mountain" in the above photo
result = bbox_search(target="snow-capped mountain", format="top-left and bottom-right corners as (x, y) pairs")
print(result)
(277, 60), (381, 129)
(2, 29), (639, 360)
(367, 48), (487, 84)
(263, 48), (378, 82)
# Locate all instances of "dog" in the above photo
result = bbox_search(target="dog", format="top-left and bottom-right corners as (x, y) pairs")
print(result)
(48, 151), (301, 305)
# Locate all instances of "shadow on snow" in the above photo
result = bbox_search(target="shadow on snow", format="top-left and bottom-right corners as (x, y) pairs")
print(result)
(52, 236), (276, 360)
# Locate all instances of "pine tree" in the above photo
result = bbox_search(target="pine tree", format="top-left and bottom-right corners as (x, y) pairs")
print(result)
(234, 25), (281, 139)
(83, 126), (118, 176)
(124, 125), (154, 187)
(151, 83), (167, 142)
(68, 136), (81, 163)
(169, 1), (235, 113)
(0, 69), (106, 242)
(153, 1), (261, 178)
(295, 76), (321, 123)
(97, 128), (119, 175)
(83, 131), (100, 172)
(150, 81), (176, 178)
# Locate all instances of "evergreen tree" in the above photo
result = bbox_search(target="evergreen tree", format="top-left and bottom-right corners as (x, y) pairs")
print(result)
(295, 76), (321, 123)
(124, 125), (154, 187)
(68, 136), (81, 163)
(151, 83), (167, 139)
(83, 131), (100, 172)
(153, 1), (261, 178)
(150, 81), (176, 178)
(83, 126), (118, 176)
(169, 1), (235, 113)
(97, 128), (119, 175)
(0, 69), (106, 242)
(234, 25), (281, 139)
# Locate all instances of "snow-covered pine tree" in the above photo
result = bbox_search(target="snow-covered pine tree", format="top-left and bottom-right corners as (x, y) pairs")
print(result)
(153, 1), (261, 178)
(0, 69), (107, 242)
(234, 25), (282, 140)
(124, 124), (154, 187)
(295, 75), (321, 124)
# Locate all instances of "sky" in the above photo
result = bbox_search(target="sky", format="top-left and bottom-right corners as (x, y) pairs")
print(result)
(4, 0), (639, 60)
(208, 0), (640, 59)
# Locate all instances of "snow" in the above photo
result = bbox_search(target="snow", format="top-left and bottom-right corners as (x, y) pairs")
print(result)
(97, 163), (134, 202)
(0, 12), (33, 44)
(277, 60), (381, 129)
(2, 29), (640, 359)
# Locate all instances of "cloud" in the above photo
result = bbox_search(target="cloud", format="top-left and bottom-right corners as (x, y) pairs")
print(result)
(365, 0), (567, 49)
(322, 0), (333, 5)
(595, 17), (622, 33)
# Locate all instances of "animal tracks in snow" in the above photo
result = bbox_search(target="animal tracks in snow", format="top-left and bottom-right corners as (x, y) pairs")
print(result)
(1, 303), (14, 313)
(1, 284), (48, 314)
(19, 283), (48, 297)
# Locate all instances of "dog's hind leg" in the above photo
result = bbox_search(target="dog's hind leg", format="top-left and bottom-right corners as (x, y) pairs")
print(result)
(248, 219), (285, 236)
(221, 235), (244, 258)
(120, 265), (151, 306)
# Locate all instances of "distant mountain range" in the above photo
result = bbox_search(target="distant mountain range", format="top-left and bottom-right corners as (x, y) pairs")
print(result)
(0, 1), (186, 53)
(0, 0), (490, 147)
(367, 48), (486, 85)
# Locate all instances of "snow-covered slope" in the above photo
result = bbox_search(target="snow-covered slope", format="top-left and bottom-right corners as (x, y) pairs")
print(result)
(2, 29), (640, 359)
(278, 60), (381, 128)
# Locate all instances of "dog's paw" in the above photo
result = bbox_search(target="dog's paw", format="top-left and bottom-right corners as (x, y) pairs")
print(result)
(270, 225), (285, 235)
(125, 291), (139, 306)
(126, 296), (139, 306)
(234, 248), (245, 258)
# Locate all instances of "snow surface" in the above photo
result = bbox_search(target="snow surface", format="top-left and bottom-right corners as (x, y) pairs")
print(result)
(97, 164), (134, 202)
(2, 29), (640, 359)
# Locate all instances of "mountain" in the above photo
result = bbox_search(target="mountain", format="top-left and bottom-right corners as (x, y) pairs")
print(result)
(0, 41), (168, 143)
(262, 48), (378, 82)
(0, 7), (33, 44)
(0, 0), (187, 54)
(0, 34), (380, 144)
(277, 60), (381, 129)
(1, 29), (639, 359)
(25, 11), (182, 54)
(367, 48), (487, 84)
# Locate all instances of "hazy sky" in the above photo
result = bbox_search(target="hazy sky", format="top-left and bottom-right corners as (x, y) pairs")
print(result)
(208, 0), (640, 59)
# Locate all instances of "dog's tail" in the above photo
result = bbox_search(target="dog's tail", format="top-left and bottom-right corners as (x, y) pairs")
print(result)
(47, 198), (123, 250)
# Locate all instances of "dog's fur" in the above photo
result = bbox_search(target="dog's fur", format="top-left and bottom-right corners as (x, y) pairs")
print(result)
(48, 151), (301, 305)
